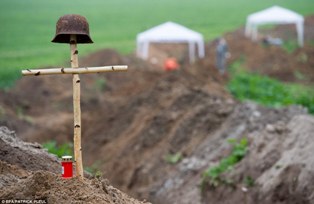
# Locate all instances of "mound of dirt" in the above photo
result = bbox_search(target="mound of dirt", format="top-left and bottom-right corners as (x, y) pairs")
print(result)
(1, 169), (148, 204)
(0, 126), (149, 204)
(151, 102), (310, 204)
(0, 126), (59, 173)
(200, 114), (314, 204)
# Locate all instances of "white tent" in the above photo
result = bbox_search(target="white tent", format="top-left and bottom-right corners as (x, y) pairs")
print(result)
(245, 6), (304, 46)
(136, 22), (205, 63)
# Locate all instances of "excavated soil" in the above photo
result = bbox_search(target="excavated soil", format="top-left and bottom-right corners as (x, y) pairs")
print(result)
(0, 15), (314, 204)
(0, 127), (149, 204)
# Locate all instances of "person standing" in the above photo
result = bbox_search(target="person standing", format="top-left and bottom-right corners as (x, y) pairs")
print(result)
(216, 38), (230, 74)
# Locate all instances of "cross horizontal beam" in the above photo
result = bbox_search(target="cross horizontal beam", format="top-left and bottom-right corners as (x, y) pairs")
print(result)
(22, 65), (128, 76)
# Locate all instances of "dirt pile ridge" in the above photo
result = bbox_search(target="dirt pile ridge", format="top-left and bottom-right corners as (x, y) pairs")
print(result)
(0, 126), (60, 173)
(0, 126), (150, 204)
(202, 114), (314, 204)
(151, 102), (311, 204)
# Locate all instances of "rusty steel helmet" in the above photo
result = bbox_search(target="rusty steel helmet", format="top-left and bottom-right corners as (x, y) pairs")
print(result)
(51, 14), (93, 44)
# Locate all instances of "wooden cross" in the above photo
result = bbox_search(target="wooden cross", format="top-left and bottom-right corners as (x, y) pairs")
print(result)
(21, 34), (127, 179)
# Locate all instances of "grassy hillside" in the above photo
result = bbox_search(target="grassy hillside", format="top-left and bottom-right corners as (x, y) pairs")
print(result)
(0, 0), (313, 87)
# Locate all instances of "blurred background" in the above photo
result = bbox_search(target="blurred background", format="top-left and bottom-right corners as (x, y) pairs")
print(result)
(0, 0), (313, 86)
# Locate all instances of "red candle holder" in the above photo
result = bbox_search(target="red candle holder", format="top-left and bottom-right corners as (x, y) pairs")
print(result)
(61, 156), (73, 178)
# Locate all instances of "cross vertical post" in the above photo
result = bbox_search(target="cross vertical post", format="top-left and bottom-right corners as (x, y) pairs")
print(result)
(70, 34), (83, 179)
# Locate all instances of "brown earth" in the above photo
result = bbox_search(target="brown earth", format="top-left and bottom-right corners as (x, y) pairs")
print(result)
(1, 15), (314, 204)
(0, 127), (149, 204)
(152, 103), (310, 204)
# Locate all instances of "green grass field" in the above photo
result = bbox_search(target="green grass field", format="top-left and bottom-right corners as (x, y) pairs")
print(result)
(0, 0), (313, 87)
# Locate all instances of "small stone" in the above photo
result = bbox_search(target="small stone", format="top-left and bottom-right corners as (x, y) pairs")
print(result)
(266, 124), (275, 133)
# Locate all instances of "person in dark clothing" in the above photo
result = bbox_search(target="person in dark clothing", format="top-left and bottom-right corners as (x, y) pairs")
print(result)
(216, 38), (230, 74)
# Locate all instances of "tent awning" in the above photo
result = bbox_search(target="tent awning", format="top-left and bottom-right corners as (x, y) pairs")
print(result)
(245, 6), (304, 46)
(136, 22), (205, 63)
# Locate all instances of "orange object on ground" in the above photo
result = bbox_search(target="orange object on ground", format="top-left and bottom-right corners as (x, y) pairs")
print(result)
(164, 58), (179, 71)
